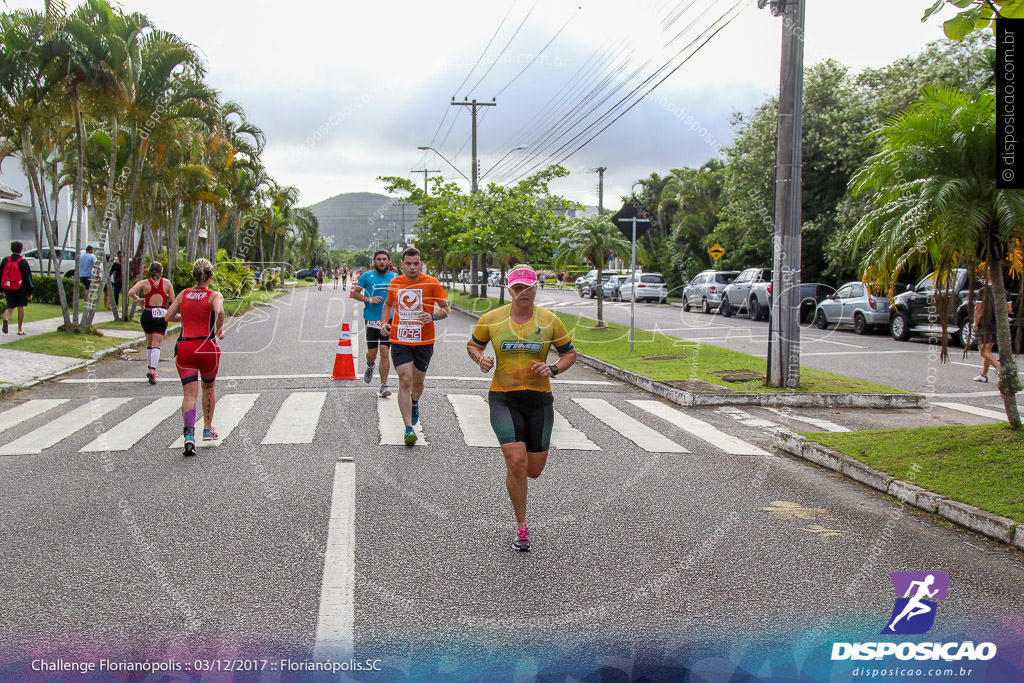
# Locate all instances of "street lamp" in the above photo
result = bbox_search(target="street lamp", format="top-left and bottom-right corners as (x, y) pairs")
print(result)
(417, 146), (470, 184)
(481, 145), (527, 181)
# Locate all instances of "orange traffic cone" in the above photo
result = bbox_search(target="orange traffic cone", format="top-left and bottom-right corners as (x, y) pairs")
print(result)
(330, 323), (357, 380)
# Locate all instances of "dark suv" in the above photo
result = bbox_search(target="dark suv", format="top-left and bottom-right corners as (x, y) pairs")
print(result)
(889, 269), (981, 345)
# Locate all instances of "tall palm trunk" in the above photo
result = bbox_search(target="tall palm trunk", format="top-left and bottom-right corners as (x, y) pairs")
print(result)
(989, 259), (1022, 428)
(595, 265), (605, 327)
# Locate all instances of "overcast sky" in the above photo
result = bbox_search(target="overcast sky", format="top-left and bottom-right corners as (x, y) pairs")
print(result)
(9, 1), (965, 208)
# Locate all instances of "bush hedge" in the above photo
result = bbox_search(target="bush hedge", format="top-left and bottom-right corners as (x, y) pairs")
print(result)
(31, 275), (87, 305)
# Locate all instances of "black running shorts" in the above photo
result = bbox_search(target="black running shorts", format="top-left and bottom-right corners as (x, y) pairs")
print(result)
(488, 390), (555, 452)
(390, 343), (433, 372)
(365, 324), (390, 348)
(140, 309), (168, 335)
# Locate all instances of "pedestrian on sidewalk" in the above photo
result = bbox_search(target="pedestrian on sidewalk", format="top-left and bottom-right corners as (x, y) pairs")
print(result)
(109, 251), (123, 309)
(79, 245), (96, 291)
(380, 247), (450, 446)
(1, 241), (33, 336)
(127, 261), (175, 384)
(164, 258), (225, 457)
(973, 271), (1011, 383)
(465, 263), (577, 552)
(352, 250), (397, 398)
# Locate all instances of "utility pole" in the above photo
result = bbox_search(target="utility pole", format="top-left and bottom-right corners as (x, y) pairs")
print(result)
(596, 167), (606, 215)
(452, 98), (496, 297)
(763, 0), (805, 389)
(410, 168), (440, 194)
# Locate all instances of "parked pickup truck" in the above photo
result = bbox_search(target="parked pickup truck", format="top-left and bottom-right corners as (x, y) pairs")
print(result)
(747, 280), (831, 323)
(889, 269), (982, 346)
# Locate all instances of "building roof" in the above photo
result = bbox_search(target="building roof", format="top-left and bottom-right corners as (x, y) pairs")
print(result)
(0, 181), (22, 200)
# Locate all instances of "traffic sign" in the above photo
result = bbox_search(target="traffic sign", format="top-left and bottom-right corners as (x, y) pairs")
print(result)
(707, 243), (726, 262)
(611, 199), (655, 241)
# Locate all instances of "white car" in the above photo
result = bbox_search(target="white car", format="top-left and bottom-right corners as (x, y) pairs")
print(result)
(21, 247), (78, 278)
(619, 272), (668, 303)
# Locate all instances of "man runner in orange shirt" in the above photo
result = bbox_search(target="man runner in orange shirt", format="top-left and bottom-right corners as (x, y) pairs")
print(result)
(381, 247), (450, 446)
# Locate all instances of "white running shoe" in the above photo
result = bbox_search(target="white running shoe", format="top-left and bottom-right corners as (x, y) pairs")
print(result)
(378, 384), (392, 398)
(972, 375), (989, 383)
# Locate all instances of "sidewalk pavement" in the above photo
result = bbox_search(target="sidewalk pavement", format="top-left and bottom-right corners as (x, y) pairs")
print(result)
(0, 312), (149, 392)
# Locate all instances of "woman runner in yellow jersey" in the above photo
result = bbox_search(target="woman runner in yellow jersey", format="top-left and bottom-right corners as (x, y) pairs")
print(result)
(466, 264), (577, 551)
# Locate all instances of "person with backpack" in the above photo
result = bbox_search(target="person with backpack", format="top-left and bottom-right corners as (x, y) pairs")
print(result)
(1, 241), (34, 335)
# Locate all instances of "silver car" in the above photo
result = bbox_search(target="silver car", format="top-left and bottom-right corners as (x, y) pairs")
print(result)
(682, 270), (739, 313)
(602, 274), (628, 301)
(813, 282), (906, 334)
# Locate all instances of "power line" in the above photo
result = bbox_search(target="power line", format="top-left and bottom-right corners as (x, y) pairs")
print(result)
(493, 5), (580, 98)
(466, 0), (540, 98)
(452, 0), (518, 98)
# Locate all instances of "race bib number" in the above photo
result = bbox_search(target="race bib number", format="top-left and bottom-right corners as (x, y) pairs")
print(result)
(150, 307), (167, 318)
(395, 324), (422, 343)
(366, 320), (382, 330)
(397, 289), (423, 321)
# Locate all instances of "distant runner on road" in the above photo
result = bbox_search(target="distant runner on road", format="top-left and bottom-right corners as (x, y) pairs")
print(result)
(127, 261), (174, 384)
(466, 264), (577, 552)
(352, 250), (397, 398)
(381, 247), (450, 446)
(165, 258), (225, 457)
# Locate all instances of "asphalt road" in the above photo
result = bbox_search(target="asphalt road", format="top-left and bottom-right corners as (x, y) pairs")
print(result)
(0, 285), (1021, 679)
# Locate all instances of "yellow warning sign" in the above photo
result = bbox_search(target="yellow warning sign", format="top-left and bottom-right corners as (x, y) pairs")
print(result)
(707, 243), (726, 261)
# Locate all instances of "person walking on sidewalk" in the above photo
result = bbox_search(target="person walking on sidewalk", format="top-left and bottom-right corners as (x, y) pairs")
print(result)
(973, 272), (1012, 383)
(1, 241), (33, 336)
(380, 247), (450, 446)
(127, 262), (175, 384)
(79, 245), (96, 291)
(164, 258), (225, 457)
(465, 264), (577, 552)
(352, 250), (397, 398)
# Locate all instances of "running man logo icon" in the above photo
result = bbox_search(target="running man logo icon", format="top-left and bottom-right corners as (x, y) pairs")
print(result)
(881, 571), (949, 635)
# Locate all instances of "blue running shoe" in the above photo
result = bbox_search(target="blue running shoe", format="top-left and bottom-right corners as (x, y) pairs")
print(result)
(404, 426), (417, 446)
(411, 401), (419, 426)
(202, 428), (218, 441)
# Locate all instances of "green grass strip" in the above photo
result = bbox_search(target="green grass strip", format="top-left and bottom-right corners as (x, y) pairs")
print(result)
(803, 424), (1024, 521)
(4, 330), (131, 359)
(448, 291), (906, 395)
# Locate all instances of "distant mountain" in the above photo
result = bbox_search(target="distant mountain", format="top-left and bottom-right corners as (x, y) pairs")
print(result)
(307, 192), (419, 252)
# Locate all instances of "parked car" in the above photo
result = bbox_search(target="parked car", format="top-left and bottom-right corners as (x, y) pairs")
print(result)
(576, 269), (598, 297)
(748, 280), (831, 323)
(21, 247), (78, 278)
(294, 268), (313, 280)
(587, 271), (624, 298)
(889, 269), (981, 345)
(682, 270), (739, 313)
(720, 267), (771, 317)
(619, 272), (668, 303)
(954, 289), (1018, 348)
(813, 282), (907, 334)
(603, 274), (629, 301)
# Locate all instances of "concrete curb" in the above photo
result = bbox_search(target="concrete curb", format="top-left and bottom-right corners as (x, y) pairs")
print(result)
(0, 323), (182, 399)
(451, 301), (923, 409)
(772, 430), (1024, 551)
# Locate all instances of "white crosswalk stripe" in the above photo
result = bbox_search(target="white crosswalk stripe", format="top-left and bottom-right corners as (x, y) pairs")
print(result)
(170, 393), (259, 449)
(80, 396), (181, 452)
(0, 391), (773, 457)
(0, 399), (69, 434)
(262, 392), (327, 444)
(931, 402), (1008, 423)
(573, 398), (689, 453)
(630, 400), (770, 456)
(0, 398), (131, 455)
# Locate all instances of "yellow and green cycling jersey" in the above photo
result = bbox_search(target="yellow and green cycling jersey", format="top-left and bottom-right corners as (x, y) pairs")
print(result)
(471, 304), (574, 393)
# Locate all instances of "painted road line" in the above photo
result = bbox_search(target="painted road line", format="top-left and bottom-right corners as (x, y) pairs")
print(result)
(0, 399), (69, 434)
(551, 410), (600, 451)
(630, 400), (769, 456)
(573, 398), (689, 453)
(447, 395), (500, 447)
(378, 396), (428, 446)
(80, 396), (180, 452)
(59, 374), (615, 386)
(931, 402), (1008, 422)
(313, 460), (355, 659)
(262, 392), (328, 444)
(715, 406), (784, 430)
(762, 407), (851, 433)
(0, 398), (131, 455)
(170, 393), (259, 449)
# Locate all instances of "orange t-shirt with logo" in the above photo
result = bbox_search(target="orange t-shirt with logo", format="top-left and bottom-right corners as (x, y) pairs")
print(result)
(385, 274), (447, 346)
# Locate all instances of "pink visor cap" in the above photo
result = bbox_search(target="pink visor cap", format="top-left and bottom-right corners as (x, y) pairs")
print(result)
(507, 267), (539, 287)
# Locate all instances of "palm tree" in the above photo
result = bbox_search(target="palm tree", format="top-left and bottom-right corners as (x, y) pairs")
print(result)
(557, 215), (630, 328)
(849, 86), (1024, 428)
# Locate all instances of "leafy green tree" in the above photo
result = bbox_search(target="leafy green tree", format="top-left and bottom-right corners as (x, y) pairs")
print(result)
(849, 86), (1023, 427)
(924, 0), (1024, 40)
(556, 215), (630, 327)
